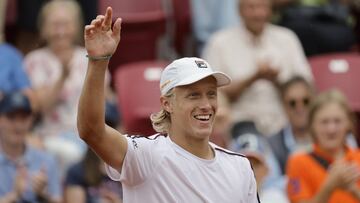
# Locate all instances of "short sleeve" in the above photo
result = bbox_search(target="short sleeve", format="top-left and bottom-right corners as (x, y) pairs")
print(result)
(286, 155), (313, 202)
(106, 135), (166, 186)
(245, 159), (261, 203)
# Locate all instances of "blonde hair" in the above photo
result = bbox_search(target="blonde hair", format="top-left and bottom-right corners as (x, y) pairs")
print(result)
(150, 90), (174, 133)
(38, 0), (83, 44)
(309, 89), (357, 139)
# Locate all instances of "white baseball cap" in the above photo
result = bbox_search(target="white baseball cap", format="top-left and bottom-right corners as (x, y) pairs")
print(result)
(160, 57), (231, 95)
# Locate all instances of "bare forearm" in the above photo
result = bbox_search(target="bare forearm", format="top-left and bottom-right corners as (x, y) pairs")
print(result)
(77, 60), (108, 140)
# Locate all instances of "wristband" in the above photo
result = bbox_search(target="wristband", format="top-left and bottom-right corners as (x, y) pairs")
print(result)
(86, 54), (112, 61)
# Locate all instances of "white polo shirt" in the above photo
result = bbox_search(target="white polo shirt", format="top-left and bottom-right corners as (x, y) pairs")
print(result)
(106, 134), (259, 203)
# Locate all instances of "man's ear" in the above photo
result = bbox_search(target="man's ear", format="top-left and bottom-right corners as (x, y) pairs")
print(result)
(160, 96), (173, 113)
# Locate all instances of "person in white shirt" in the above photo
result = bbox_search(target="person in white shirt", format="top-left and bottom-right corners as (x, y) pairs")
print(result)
(203, 0), (313, 136)
(77, 7), (260, 203)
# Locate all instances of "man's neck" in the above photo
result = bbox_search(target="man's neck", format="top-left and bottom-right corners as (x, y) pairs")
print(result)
(292, 127), (310, 143)
(0, 141), (25, 161)
(169, 131), (214, 160)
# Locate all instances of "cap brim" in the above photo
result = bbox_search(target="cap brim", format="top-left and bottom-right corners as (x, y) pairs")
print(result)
(176, 71), (231, 87)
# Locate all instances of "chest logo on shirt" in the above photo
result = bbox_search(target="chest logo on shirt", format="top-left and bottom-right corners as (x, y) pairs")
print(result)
(195, 60), (208, 68)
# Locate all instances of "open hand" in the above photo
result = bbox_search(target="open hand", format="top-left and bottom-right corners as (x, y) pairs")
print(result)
(84, 7), (122, 58)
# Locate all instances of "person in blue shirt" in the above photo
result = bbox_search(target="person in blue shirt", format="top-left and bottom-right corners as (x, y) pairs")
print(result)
(0, 92), (61, 203)
(0, 43), (31, 95)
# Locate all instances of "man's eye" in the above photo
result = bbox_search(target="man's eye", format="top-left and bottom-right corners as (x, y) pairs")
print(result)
(208, 91), (217, 97)
(188, 93), (199, 98)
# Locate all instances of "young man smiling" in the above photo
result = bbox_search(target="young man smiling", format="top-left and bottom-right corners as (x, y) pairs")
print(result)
(77, 7), (259, 203)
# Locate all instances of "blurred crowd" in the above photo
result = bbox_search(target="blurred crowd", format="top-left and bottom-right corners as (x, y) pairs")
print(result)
(1, 0), (360, 203)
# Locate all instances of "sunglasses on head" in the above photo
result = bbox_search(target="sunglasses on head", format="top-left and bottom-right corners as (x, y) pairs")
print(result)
(287, 97), (310, 108)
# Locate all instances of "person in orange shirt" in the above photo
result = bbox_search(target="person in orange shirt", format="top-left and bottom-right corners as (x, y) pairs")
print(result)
(286, 89), (360, 203)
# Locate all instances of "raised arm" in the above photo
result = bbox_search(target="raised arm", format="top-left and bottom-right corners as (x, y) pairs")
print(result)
(77, 7), (127, 170)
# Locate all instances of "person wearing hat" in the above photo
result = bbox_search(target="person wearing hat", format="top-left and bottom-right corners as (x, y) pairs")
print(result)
(231, 131), (289, 203)
(0, 92), (61, 203)
(77, 7), (259, 203)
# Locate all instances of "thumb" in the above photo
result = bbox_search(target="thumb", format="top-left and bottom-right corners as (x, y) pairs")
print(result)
(112, 18), (122, 42)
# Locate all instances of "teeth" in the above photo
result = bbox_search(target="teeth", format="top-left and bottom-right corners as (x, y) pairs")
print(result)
(194, 115), (211, 121)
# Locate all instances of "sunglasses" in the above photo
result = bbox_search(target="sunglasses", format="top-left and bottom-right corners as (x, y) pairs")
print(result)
(287, 97), (310, 109)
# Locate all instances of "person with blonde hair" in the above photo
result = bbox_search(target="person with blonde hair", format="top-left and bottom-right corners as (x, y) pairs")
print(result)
(24, 0), (111, 178)
(287, 89), (360, 203)
(77, 7), (259, 203)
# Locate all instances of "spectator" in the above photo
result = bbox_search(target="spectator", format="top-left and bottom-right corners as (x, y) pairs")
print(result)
(0, 92), (61, 203)
(24, 0), (107, 178)
(287, 90), (360, 203)
(15, 0), (98, 54)
(0, 42), (31, 96)
(232, 130), (289, 203)
(203, 0), (313, 136)
(64, 149), (123, 203)
(64, 102), (122, 203)
(268, 76), (315, 176)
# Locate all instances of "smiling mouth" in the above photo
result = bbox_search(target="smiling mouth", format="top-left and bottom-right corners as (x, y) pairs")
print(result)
(194, 114), (212, 121)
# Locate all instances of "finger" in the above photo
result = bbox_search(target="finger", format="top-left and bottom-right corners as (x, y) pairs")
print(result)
(85, 25), (95, 35)
(104, 7), (113, 29)
(96, 15), (105, 20)
(112, 18), (122, 40)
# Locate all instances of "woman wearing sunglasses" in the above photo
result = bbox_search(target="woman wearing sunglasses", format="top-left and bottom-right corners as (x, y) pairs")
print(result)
(286, 90), (360, 203)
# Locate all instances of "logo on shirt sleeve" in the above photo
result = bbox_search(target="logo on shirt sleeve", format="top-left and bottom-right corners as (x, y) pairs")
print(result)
(129, 135), (139, 149)
(288, 178), (301, 195)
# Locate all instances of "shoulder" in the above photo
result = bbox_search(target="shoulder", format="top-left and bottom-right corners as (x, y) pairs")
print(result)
(0, 43), (23, 61)
(212, 144), (249, 164)
(126, 133), (168, 141)
(267, 24), (299, 41)
(348, 149), (360, 160)
(208, 26), (241, 45)
(125, 133), (169, 149)
(286, 152), (313, 172)
(24, 48), (50, 63)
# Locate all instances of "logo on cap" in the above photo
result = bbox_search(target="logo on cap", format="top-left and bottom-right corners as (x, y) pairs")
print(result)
(195, 60), (208, 68)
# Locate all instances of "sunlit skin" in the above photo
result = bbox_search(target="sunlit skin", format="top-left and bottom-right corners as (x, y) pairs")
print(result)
(312, 102), (351, 155)
(41, 4), (79, 52)
(162, 76), (218, 157)
(239, 0), (272, 36)
(283, 82), (312, 131)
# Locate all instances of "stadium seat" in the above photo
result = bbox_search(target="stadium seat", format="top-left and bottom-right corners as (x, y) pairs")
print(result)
(169, 0), (192, 56)
(309, 52), (360, 144)
(4, 0), (17, 42)
(114, 60), (169, 136)
(308, 52), (360, 112)
(98, 0), (167, 72)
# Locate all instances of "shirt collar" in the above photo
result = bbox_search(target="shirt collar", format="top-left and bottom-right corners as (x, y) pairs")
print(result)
(0, 144), (33, 166)
(240, 24), (270, 46)
(284, 125), (296, 151)
(313, 144), (352, 163)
